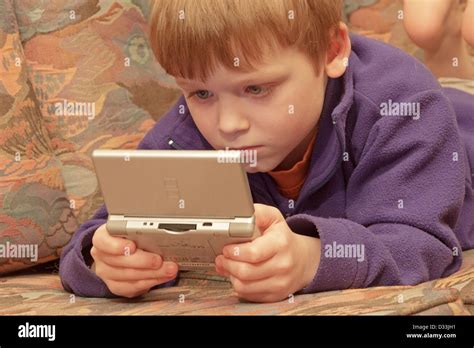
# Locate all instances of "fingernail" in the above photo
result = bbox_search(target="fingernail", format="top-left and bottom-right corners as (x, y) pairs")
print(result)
(153, 256), (161, 268)
(166, 264), (176, 275)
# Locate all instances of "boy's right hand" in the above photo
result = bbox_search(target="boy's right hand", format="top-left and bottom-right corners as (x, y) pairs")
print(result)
(90, 224), (178, 298)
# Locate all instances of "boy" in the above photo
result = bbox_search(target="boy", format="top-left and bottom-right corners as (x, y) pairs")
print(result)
(60, 0), (474, 303)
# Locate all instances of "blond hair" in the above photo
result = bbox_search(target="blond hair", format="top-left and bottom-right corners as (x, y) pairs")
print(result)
(150, 0), (343, 81)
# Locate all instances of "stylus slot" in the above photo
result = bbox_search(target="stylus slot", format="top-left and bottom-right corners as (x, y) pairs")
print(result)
(158, 223), (197, 232)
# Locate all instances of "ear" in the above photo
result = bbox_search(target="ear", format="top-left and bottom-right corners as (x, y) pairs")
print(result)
(324, 22), (351, 79)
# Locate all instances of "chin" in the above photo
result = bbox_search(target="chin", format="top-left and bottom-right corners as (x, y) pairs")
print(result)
(244, 164), (261, 173)
(244, 159), (280, 173)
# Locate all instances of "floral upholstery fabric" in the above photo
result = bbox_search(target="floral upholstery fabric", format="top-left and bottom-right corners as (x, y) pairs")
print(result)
(0, 0), (181, 273)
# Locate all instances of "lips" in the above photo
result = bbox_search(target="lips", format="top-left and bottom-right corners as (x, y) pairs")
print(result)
(230, 145), (262, 150)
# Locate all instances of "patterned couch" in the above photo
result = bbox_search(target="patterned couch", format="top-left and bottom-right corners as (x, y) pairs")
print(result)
(1, 0), (473, 315)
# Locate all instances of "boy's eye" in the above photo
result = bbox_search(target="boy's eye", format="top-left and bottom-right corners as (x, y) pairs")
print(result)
(246, 85), (268, 95)
(193, 90), (211, 100)
(187, 85), (272, 101)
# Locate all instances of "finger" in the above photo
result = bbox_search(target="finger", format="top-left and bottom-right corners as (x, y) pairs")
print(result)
(253, 203), (284, 232)
(235, 291), (287, 303)
(95, 261), (178, 281)
(106, 278), (171, 298)
(230, 275), (290, 302)
(222, 225), (283, 263)
(93, 225), (137, 256)
(214, 260), (230, 277)
(229, 275), (270, 295)
(217, 254), (276, 281)
(92, 247), (165, 270)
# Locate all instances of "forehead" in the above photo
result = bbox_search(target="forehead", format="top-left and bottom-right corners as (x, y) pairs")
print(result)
(174, 46), (305, 87)
(175, 68), (284, 87)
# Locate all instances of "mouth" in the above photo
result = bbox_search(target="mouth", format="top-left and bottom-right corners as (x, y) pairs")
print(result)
(229, 145), (263, 151)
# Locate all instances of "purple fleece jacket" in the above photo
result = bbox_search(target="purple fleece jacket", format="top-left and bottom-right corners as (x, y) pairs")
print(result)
(59, 34), (474, 298)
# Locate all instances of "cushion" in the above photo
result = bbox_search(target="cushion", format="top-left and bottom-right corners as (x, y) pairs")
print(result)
(0, 249), (472, 315)
(0, 0), (77, 274)
(0, 0), (181, 274)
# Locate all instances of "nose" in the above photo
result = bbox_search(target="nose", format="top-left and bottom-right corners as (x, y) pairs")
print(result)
(217, 102), (250, 136)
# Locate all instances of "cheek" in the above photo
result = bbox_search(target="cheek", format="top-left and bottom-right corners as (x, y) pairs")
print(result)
(194, 117), (214, 135)
(187, 106), (220, 144)
(262, 97), (318, 140)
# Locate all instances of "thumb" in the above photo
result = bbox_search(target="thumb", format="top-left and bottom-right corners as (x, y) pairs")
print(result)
(95, 224), (137, 256)
(117, 236), (137, 256)
(253, 203), (284, 234)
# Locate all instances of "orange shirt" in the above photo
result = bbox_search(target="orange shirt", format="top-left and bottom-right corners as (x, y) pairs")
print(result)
(268, 130), (318, 200)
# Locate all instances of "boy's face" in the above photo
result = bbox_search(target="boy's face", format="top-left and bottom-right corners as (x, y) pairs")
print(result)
(175, 46), (326, 173)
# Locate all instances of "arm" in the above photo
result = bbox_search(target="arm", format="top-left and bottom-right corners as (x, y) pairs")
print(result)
(59, 122), (178, 297)
(293, 89), (466, 293)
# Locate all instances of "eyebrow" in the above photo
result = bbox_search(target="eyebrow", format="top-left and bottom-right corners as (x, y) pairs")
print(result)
(176, 70), (289, 89)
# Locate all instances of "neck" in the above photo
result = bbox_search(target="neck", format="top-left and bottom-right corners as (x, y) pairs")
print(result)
(274, 122), (319, 171)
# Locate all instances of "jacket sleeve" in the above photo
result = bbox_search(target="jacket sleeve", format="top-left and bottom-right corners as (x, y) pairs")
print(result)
(291, 89), (467, 294)
(59, 123), (178, 297)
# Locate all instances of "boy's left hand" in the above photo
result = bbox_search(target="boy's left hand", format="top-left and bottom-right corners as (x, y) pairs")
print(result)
(215, 203), (321, 303)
